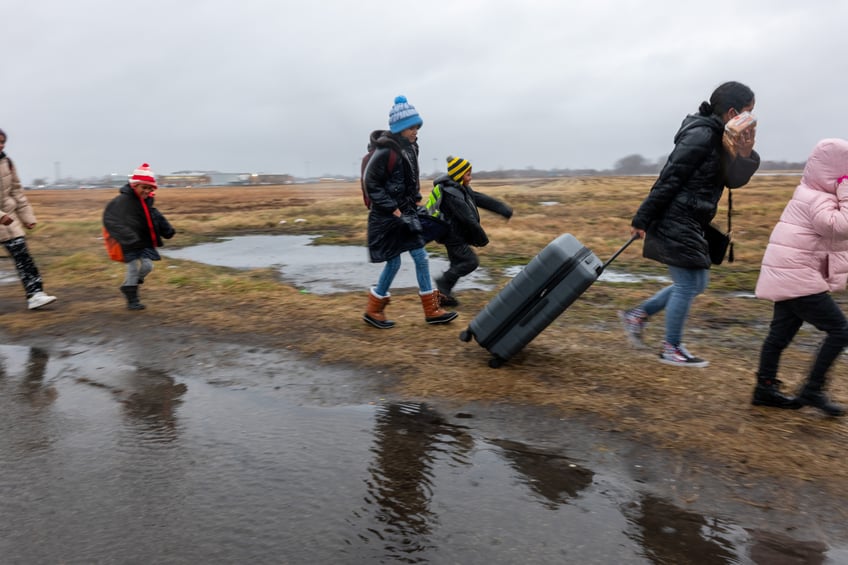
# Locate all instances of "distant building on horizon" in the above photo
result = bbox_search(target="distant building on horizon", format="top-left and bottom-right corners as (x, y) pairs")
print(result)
(158, 171), (294, 187)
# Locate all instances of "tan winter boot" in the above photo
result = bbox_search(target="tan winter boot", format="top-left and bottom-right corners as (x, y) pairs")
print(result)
(363, 289), (395, 329)
(420, 290), (458, 325)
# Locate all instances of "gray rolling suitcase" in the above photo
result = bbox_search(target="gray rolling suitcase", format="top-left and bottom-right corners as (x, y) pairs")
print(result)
(459, 234), (635, 367)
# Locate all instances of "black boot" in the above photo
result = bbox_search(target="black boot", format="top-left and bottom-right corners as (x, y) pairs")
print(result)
(120, 285), (146, 311)
(797, 386), (846, 417)
(435, 274), (459, 307)
(751, 378), (802, 409)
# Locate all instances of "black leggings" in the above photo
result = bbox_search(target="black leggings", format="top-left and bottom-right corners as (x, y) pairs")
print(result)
(442, 243), (479, 285)
(3, 236), (43, 298)
(757, 292), (848, 389)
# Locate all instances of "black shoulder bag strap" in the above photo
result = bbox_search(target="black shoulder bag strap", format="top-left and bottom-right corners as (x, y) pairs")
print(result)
(726, 189), (734, 263)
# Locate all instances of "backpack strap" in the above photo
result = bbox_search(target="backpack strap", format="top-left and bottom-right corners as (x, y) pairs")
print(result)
(386, 149), (397, 175)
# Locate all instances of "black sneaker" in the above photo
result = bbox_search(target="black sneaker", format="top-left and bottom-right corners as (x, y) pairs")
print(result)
(797, 388), (846, 417)
(438, 291), (459, 307)
(751, 380), (802, 409)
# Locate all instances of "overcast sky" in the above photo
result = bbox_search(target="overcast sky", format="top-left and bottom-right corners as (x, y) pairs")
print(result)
(4, 0), (845, 182)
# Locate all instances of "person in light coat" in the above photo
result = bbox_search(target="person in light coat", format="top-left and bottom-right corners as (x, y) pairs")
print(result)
(0, 128), (56, 310)
(752, 138), (848, 416)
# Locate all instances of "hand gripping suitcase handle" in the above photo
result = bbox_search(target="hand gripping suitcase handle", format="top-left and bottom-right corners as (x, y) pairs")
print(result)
(601, 234), (639, 272)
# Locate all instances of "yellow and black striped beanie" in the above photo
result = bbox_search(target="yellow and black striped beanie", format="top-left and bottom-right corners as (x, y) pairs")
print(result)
(447, 155), (472, 182)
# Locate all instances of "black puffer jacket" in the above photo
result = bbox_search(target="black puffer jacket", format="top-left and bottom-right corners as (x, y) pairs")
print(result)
(103, 184), (175, 254)
(632, 113), (760, 269)
(431, 174), (512, 247)
(363, 130), (426, 263)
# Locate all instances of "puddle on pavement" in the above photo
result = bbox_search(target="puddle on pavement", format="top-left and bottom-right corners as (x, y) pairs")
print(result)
(1, 341), (845, 564)
(160, 235), (669, 294)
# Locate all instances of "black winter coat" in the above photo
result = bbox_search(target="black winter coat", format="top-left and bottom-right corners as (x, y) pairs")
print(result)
(363, 130), (426, 263)
(632, 113), (760, 269)
(103, 184), (175, 256)
(431, 175), (513, 247)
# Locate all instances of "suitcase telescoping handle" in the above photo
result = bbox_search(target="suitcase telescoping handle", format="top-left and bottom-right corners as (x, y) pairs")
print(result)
(601, 234), (639, 272)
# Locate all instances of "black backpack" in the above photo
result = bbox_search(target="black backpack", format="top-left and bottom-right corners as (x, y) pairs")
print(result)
(360, 147), (398, 209)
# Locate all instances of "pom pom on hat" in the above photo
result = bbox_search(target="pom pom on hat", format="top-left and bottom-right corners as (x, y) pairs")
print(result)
(388, 95), (423, 134)
(447, 155), (472, 182)
(130, 163), (157, 188)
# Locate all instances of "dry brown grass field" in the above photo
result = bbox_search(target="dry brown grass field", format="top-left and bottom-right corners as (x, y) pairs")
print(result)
(5, 176), (848, 508)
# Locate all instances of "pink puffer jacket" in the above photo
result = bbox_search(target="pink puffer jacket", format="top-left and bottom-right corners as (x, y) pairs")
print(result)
(755, 138), (848, 302)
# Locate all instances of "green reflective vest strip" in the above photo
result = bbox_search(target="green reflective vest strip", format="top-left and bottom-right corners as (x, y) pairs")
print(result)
(425, 184), (442, 217)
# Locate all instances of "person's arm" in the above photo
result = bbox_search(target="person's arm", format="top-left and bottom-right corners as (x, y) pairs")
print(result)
(103, 199), (142, 248)
(810, 183), (848, 240)
(725, 150), (760, 188)
(445, 188), (488, 246)
(473, 191), (513, 219)
(5, 161), (37, 228)
(631, 126), (711, 231)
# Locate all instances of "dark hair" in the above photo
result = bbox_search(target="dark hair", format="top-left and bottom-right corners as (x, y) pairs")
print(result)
(0, 128), (5, 141)
(698, 81), (755, 116)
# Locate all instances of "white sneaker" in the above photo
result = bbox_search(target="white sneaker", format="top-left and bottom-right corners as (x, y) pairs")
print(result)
(28, 291), (57, 310)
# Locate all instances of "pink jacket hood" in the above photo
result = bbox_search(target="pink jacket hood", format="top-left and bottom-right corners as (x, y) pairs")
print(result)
(755, 138), (848, 301)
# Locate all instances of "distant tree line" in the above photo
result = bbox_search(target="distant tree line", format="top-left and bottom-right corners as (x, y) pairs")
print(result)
(472, 154), (807, 180)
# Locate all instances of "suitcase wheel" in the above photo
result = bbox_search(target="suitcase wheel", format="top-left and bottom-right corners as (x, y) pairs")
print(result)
(488, 356), (505, 369)
(459, 329), (473, 342)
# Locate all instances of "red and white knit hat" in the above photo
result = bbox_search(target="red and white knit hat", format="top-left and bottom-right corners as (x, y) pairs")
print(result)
(130, 163), (157, 188)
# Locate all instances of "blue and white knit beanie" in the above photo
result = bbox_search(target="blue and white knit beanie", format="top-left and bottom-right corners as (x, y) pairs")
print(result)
(388, 95), (423, 134)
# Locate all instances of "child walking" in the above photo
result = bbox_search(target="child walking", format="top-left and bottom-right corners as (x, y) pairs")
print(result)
(752, 138), (848, 417)
(102, 163), (175, 310)
(362, 96), (457, 328)
(428, 155), (512, 307)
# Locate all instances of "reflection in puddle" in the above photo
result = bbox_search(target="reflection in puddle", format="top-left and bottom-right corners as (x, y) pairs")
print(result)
(118, 366), (187, 443)
(489, 438), (593, 509)
(0, 344), (58, 409)
(626, 494), (745, 563)
(626, 495), (832, 564)
(351, 402), (474, 561)
(1, 343), (845, 563)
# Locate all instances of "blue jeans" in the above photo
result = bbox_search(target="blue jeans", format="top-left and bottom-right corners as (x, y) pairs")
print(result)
(374, 247), (433, 296)
(637, 265), (709, 346)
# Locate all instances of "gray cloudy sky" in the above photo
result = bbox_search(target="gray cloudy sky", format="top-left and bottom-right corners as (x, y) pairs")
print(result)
(4, 0), (845, 182)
